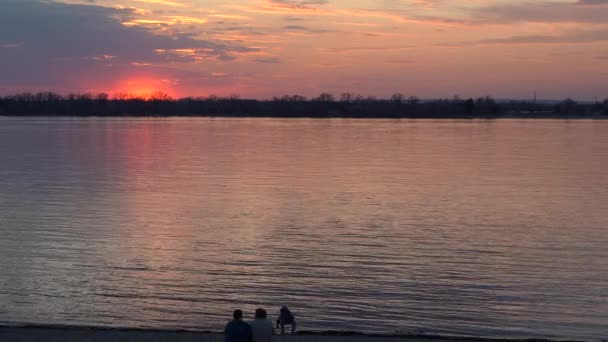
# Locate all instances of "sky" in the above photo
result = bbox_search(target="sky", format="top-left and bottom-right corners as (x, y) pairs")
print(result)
(0, 0), (607, 100)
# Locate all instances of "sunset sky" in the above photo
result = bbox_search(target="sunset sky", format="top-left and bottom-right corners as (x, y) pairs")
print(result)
(1, 0), (607, 99)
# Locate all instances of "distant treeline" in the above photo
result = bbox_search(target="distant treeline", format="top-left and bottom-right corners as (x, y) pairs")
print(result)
(1, 92), (607, 118)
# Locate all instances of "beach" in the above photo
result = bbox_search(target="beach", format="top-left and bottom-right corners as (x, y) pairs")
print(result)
(0, 326), (582, 342)
(0, 327), (428, 342)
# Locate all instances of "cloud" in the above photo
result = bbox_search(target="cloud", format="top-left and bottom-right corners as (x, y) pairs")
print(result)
(357, 1), (608, 26)
(0, 0), (256, 91)
(469, 1), (608, 24)
(232, 0), (331, 15)
(253, 57), (280, 64)
(0, 42), (24, 49)
(132, 0), (184, 6)
(269, 0), (328, 9)
(284, 16), (307, 21)
(320, 46), (414, 54)
(283, 25), (308, 30)
(443, 28), (608, 46)
(311, 63), (346, 68)
(576, 0), (608, 5)
(475, 29), (608, 45)
(385, 59), (416, 64)
(280, 24), (334, 35)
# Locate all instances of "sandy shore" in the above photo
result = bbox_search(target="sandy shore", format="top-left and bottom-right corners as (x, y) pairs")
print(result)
(0, 326), (578, 342)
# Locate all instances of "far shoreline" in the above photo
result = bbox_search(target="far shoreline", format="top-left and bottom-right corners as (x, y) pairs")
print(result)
(1, 94), (606, 118)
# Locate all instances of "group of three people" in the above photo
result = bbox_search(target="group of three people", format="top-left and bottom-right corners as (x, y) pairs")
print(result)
(224, 306), (296, 342)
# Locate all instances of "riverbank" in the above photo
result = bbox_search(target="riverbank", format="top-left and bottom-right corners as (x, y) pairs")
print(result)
(0, 326), (586, 342)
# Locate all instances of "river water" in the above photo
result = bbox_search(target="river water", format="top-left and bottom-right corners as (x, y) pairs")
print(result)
(0, 118), (606, 340)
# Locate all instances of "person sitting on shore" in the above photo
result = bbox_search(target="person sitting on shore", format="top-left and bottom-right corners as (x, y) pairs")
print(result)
(249, 308), (274, 342)
(275, 306), (296, 334)
(224, 309), (252, 342)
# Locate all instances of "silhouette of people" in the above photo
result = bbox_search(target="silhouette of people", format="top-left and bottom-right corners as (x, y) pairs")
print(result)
(224, 309), (252, 342)
(249, 308), (274, 342)
(275, 306), (296, 334)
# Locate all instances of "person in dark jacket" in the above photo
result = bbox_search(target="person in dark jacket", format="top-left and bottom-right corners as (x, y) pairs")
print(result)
(224, 309), (252, 342)
(275, 306), (296, 334)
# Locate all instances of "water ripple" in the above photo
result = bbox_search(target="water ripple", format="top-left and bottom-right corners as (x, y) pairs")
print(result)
(0, 118), (607, 340)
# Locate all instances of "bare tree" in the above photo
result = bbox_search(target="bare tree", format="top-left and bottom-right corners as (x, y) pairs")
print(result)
(464, 98), (475, 115)
(291, 94), (307, 102)
(475, 96), (498, 115)
(34, 92), (62, 102)
(407, 96), (419, 105)
(149, 91), (172, 101)
(77, 93), (93, 101)
(556, 98), (577, 114)
(113, 92), (130, 100)
(391, 93), (404, 104)
(315, 93), (335, 102)
(340, 92), (355, 103)
(96, 93), (109, 101)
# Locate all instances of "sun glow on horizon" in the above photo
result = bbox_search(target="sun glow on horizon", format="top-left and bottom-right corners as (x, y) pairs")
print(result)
(111, 77), (179, 99)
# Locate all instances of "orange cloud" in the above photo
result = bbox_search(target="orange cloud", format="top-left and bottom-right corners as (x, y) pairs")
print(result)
(132, 0), (184, 6)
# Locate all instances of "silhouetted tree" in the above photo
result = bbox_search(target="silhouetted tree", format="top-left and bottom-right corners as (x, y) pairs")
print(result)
(96, 93), (109, 101)
(464, 98), (475, 116)
(316, 93), (335, 102)
(591, 100), (603, 114)
(475, 96), (499, 116)
(555, 98), (578, 114)
(149, 91), (172, 101)
(406, 96), (419, 105)
(34, 92), (62, 102)
(340, 93), (355, 103)
(391, 93), (404, 104)
(274, 94), (306, 103)
(113, 92), (130, 100)
(0, 92), (602, 118)
(291, 95), (307, 102)
(77, 93), (93, 101)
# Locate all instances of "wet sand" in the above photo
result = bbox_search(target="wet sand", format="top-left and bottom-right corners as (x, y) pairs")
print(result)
(0, 326), (580, 342)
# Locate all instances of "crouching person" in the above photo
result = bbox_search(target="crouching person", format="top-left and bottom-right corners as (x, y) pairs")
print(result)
(275, 306), (296, 335)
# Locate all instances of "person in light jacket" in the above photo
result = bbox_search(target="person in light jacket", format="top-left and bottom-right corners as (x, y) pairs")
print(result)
(249, 308), (274, 342)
